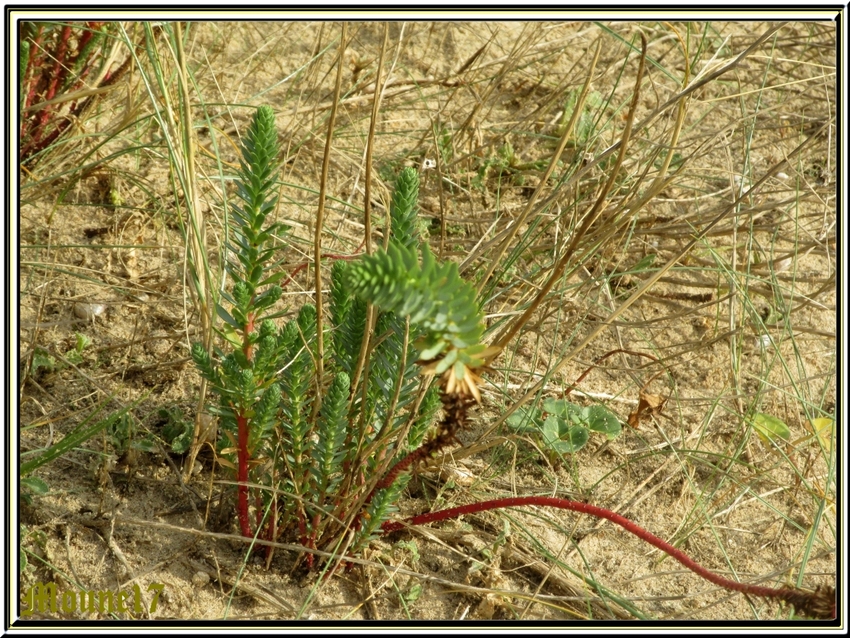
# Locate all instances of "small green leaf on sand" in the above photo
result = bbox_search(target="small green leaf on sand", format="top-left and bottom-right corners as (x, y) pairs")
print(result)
(753, 412), (791, 445)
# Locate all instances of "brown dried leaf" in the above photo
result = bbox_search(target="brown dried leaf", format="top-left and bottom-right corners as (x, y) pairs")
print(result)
(627, 390), (667, 429)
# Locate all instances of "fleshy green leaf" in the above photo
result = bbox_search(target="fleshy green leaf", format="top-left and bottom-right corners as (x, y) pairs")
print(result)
(348, 241), (485, 356)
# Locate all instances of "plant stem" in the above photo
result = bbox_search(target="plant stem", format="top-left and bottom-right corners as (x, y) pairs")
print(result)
(235, 412), (254, 538)
(243, 312), (255, 362)
(280, 250), (363, 290)
(381, 496), (835, 619)
(23, 25), (45, 111)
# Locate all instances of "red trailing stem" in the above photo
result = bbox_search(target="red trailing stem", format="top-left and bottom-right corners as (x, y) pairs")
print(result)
(381, 496), (835, 620)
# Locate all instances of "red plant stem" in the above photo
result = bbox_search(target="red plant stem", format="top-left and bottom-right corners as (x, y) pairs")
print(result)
(62, 22), (102, 89)
(310, 513), (321, 545)
(381, 496), (835, 619)
(23, 25), (45, 111)
(22, 118), (72, 163)
(297, 511), (314, 569)
(31, 25), (72, 144)
(50, 25), (74, 96)
(236, 312), (255, 540)
(306, 513), (322, 568)
(22, 23), (109, 162)
(76, 21), (102, 56)
(235, 412), (254, 538)
(371, 443), (432, 497)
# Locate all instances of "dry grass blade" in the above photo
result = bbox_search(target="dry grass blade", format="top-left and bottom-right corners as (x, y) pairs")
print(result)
(476, 39), (603, 296)
(312, 22), (348, 419)
(495, 33), (648, 350)
(363, 23), (390, 257)
(348, 23), (390, 407)
(172, 21), (216, 483)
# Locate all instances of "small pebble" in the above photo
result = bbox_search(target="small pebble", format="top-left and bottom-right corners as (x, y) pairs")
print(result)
(733, 174), (751, 193)
(145, 330), (172, 357)
(198, 414), (217, 445)
(74, 302), (106, 321)
(774, 256), (792, 272)
(439, 465), (475, 487)
(191, 571), (210, 588)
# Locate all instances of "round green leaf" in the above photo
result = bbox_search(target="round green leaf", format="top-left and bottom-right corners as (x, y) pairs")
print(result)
(506, 408), (540, 432)
(543, 397), (569, 416)
(549, 425), (590, 454)
(584, 405), (622, 440)
(542, 415), (564, 446)
(543, 399), (584, 425)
